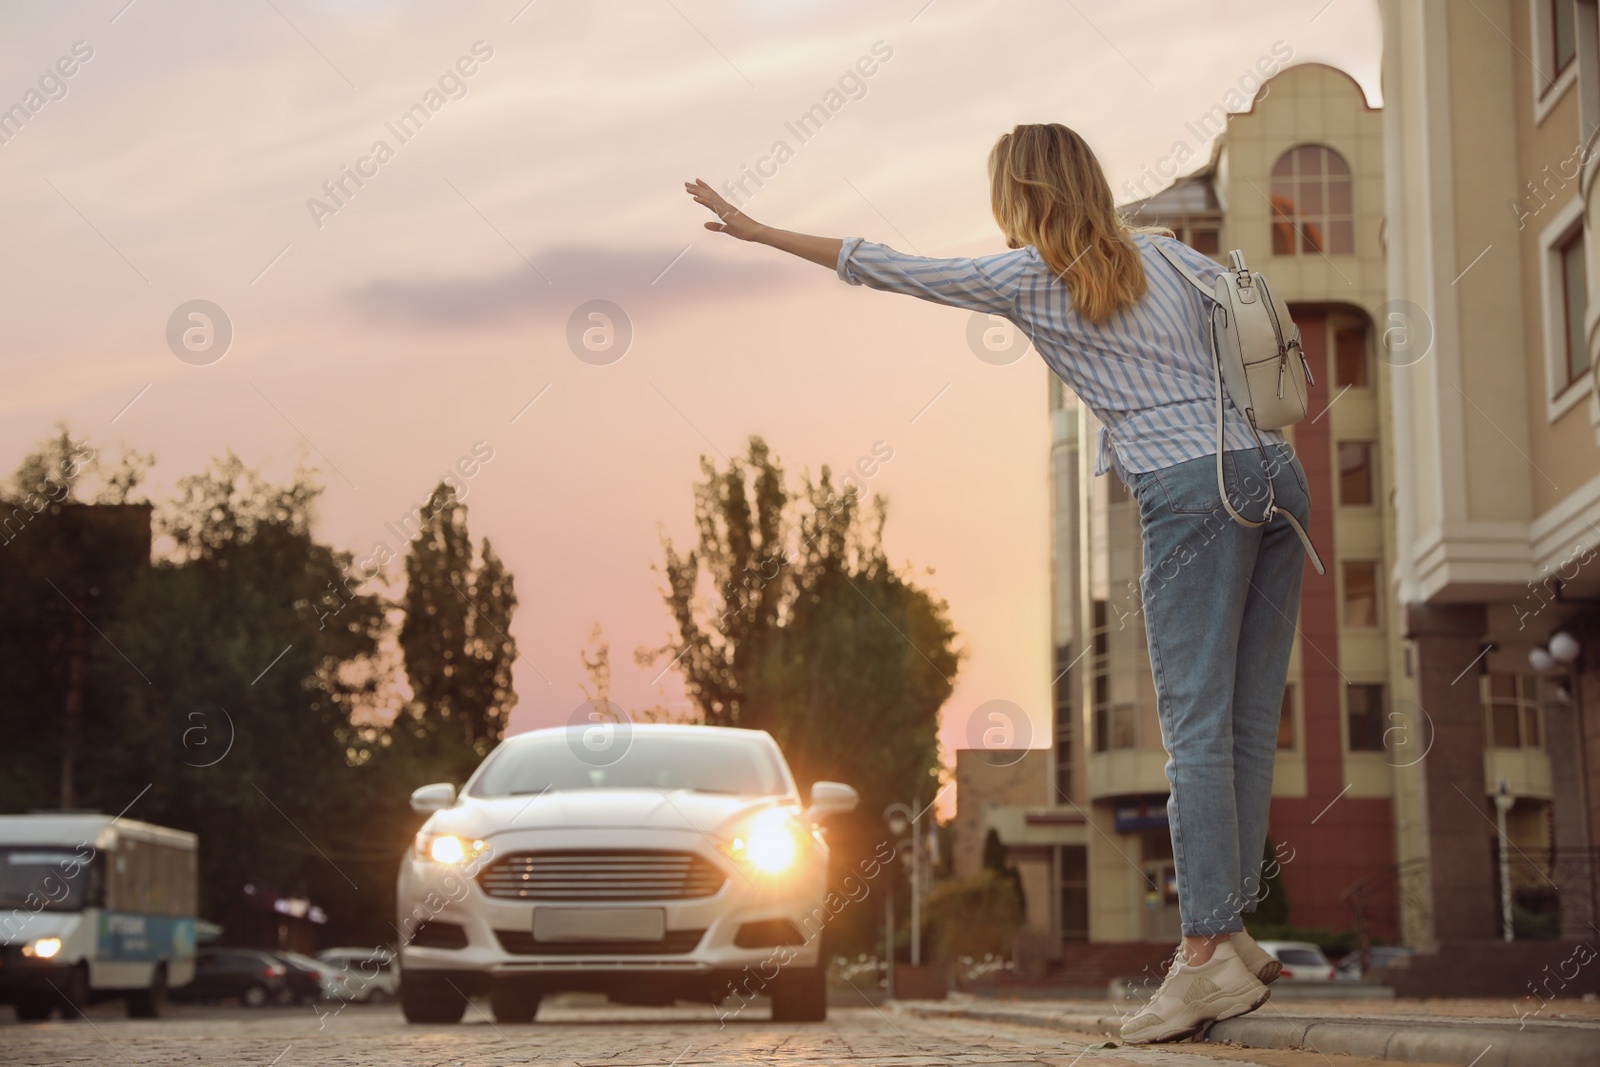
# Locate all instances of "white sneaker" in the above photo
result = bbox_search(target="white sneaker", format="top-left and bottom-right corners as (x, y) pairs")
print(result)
(1230, 930), (1281, 984)
(1119, 941), (1269, 1045)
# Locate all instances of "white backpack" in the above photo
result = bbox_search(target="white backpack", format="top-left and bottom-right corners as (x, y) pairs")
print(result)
(1154, 243), (1325, 575)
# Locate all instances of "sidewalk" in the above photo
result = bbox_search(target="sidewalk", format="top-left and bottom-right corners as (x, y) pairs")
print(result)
(894, 993), (1600, 1067)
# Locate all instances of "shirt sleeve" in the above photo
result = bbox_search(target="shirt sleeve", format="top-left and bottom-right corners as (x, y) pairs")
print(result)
(836, 238), (1022, 316)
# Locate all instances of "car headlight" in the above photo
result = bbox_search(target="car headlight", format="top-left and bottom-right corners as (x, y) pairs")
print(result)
(416, 832), (489, 865)
(719, 808), (812, 875)
(21, 937), (62, 959)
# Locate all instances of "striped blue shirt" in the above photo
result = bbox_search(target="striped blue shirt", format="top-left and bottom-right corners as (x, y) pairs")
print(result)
(835, 232), (1284, 477)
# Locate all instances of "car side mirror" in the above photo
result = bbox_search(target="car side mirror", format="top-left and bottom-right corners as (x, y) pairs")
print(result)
(806, 781), (858, 821)
(409, 782), (457, 813)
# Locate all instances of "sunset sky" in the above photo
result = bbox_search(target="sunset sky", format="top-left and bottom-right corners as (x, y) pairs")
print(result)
(1, 0), (1381, 779)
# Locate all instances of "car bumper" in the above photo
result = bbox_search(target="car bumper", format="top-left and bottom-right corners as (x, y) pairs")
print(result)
(0, 947), (77, 1000)
(397, 827), (829, 988)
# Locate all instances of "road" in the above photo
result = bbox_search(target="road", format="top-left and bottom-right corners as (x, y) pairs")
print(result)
(1, 1000), (1456, 1067)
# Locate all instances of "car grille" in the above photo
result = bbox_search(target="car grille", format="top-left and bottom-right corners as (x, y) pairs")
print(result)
(477, 850), (727, 901)
(494, 928), (706, 955)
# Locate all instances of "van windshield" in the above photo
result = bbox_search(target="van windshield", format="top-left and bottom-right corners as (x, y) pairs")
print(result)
(0, 848), (96, 911)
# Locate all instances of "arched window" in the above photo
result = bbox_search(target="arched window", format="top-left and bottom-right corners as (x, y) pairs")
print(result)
(1270, 145), (1354, 255)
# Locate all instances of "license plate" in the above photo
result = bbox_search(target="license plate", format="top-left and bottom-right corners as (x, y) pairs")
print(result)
(533, 907), (665, 942)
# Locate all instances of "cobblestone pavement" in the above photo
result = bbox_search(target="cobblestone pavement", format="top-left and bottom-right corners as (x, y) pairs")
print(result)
(0, 1001), (1460, 1067)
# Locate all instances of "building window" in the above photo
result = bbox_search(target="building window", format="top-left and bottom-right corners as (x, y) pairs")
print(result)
(1270, 145), (1355, 256)
(1055, 738), (1074, 800)
(1188, 225), (1221, 256)
(1110, 705), (1136, 749)
(1338, 442), (1376, 505)
(1053, 643), (1076, 800)
(1277, 685), (1296, 749)
(1342, 562), (1380, 627)
(1553, 0), (1578, 81)
(1334, 322), (1370, 388)
(1541, 201), (1591, 417)
(1347, 683), (1387, 752)
(1059, 845), (1089, 941)
(1559, 228), (1588, 388)
(1484, 673), (1544, 749)
(1533, 0), (1582, 120)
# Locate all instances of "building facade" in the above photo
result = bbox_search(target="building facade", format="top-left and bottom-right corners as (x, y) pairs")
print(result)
(1378, 0), (1600, 951)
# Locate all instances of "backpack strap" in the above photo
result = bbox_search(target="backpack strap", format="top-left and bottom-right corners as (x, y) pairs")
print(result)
(1153, 241), (1218, 303)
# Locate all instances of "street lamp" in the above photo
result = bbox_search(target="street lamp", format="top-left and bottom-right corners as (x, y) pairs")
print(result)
(1549, 631), (1582, 666)
(1529, 631), (1596, 929)
(882, 801), (924, 996)
(1494, 777), (1515, 942)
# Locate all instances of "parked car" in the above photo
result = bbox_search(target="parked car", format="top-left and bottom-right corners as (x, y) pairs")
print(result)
(1254, 940), (1337, 981)
(1335, 945), (1414, 981)
(397, 724), (859, 1025)
(171, 949), (288, 1007)
(317, 946), (400, 1003)
(270, 951), (340, 1004)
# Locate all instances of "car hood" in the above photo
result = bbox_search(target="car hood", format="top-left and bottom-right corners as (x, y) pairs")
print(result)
(429, 789), (791, 840)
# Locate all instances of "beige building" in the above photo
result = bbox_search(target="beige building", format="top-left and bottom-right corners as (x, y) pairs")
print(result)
(1377, 0), (1598, 952)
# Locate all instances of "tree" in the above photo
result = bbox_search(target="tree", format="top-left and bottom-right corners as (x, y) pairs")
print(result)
(0, 443), (534, 948)
(649, 437), (962, 955)
(982, 827), (1027, 916)
(650, 437), (961, 817)
(7, 422), (151, 508)
(394, 483), (518, 781)
(921, 869), (1025, 964)
(87, 455), (388, 929)
(0, 426), (155, 810)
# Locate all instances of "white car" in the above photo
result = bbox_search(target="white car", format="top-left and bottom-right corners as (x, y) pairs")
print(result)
(316, 946), (400, 1003)
(1254, 940), (1337, 981)
(395, 724), (858, 1024)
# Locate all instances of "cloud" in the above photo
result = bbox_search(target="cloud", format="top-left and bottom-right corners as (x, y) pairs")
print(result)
(343, 243), (799, 328)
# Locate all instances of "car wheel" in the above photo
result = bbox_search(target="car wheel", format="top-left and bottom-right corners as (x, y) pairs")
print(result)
(366, 988), (389, 1005)
(55, 964), (91, 1020)
(490, 986), (539, 1024)
(127, 964), (168, 1018)
(241, 983), (270, 1009)
(14, 995), (53, 1022)
(400, 973), (468, 1024)
(769, 966), (826, 1023)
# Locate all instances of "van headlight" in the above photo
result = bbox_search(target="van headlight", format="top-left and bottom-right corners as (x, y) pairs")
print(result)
(719, 808), (811, 875)
(22, 937), (62, 959)
(415, 833), (489, 865)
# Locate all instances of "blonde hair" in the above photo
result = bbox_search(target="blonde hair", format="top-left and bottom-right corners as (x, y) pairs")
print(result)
(988, 123), (1146, 324)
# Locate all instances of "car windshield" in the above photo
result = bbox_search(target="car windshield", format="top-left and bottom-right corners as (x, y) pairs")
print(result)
(469, 731), (790, 799)
(1278, 948), (1328, 966)
(0, 848), (95, 911)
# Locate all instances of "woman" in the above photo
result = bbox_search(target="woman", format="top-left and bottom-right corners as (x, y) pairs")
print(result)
(684, 122), (1308, 1044)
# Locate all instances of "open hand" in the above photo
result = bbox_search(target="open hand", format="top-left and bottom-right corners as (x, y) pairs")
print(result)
(684, 179), (764, 241)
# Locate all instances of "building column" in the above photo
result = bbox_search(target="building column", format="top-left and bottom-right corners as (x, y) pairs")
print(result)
(1542, 671), (1596, 939)
(1405, 603), (1497, 942)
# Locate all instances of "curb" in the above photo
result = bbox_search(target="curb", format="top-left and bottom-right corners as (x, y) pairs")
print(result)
(895, 1002), (1600, 1067)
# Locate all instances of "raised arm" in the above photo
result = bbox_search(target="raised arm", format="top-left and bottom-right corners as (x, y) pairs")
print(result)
(684, 179), (841, 268)
(684, 178), (1020, 316)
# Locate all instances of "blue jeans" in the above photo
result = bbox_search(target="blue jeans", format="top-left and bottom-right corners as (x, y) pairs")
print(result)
(1126, 443), (1309, 937)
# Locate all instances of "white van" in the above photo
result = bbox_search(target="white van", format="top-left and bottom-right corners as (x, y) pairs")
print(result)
(0, 813), (198, 1020)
